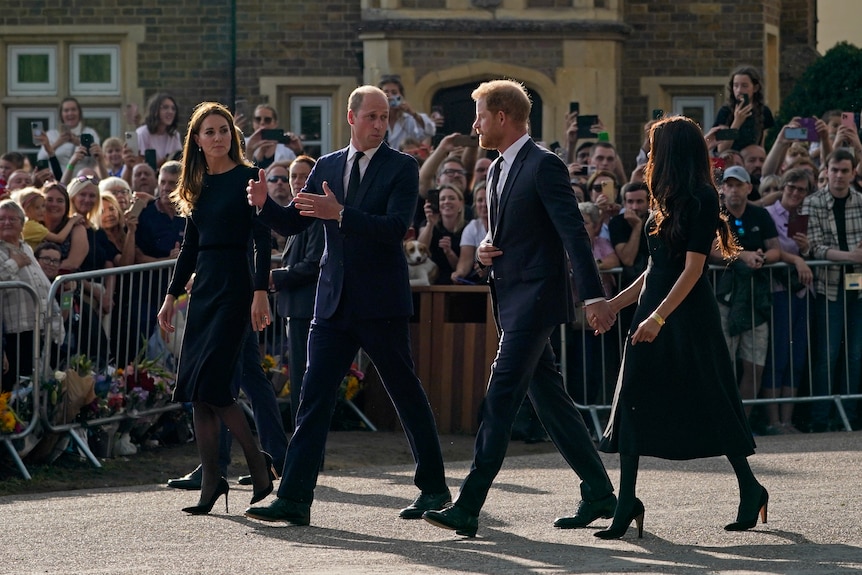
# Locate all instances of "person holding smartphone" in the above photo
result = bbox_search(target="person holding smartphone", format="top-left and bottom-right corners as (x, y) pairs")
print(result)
(713, 65), (774, 153)
(763, 168), (813, 434)
(243, 104), (299, 169)
(135, 93), (182, 167)
(36, 97), (101, 169)
(378, 74), (436, 151)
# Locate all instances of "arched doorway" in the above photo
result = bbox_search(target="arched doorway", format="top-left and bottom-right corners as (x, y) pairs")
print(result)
(430, 80), (543, 145)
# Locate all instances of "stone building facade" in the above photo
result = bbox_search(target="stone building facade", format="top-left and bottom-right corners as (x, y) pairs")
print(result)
(1, 0), (818, 167)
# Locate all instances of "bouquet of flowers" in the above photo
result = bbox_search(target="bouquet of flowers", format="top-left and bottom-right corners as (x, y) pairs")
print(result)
(338, 363), (365, 402)
(262, 354), (290, 397)
(0, 392), (24, 434)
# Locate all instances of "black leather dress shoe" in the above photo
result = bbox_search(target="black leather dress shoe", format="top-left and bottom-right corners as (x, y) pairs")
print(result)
(166, 465), (202, 491)
(245, 497), (311, 525)
(423, 505), (478, 537)
(553, 493), (617, 529)
(399, 490), (452, 519)
(237, 464), (279, 486)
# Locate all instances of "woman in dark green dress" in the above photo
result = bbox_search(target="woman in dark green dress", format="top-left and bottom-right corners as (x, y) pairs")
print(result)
(597, 116), (768, 539)
(157, 102), (273, 515)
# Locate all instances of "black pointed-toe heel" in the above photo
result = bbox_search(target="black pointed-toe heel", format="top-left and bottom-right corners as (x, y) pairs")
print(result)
(250, 451), (275, 505)
(183, 477), (229, 515)
(594, 498), (645, 540)
(725, 486), (769, 531)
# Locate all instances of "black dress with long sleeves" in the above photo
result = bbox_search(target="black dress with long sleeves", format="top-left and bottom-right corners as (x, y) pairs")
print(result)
(168, 165), (270, 406)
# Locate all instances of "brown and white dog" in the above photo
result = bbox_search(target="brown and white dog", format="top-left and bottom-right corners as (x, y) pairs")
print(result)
(404, 239), (438, 286)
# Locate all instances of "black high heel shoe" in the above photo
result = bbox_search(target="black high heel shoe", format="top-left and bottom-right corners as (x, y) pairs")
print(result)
(250, 451), (275, 505)
(725, 486), (768, 531)
(594, 498), (645, 540)
(182, 477), (229, 515)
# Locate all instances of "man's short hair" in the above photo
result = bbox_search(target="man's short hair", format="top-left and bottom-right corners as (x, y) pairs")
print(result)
(827, 147), (856, 168)
(437, 155), (465, 177)
(471, 80), (531, 124)
(348, 85), (386, 114)
(622, 181), (648, 197)
(160, 160), (182, 176)
(592, 141), (617, 155)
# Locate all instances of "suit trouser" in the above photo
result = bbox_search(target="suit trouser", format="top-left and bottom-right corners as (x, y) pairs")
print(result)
(455, 325), (614, 516)
(276, 314), (447, 504)
(218, 327), (289, 473)
(286, 316), (312, 429)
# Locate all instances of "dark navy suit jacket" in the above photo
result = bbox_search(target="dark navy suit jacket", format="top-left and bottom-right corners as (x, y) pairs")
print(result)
(258, 142), (418, 320)
(486, 138), (605, 331)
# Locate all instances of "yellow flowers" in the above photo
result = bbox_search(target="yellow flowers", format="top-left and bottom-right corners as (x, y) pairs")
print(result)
(0, 392), (22, 434)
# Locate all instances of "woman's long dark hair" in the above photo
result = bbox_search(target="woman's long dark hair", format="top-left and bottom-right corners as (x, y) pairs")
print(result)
(725, 65), (766, 144)
(144, 92), (179, 135)
(172, 102), (250, 215)
(645, 116), (738, 259)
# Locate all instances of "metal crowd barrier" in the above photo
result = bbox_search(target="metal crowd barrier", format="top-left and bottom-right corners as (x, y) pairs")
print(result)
(0, 281), (42, 480)
(563, 260), (862, 437)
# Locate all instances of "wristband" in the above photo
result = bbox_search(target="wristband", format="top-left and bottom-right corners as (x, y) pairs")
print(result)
(66, 163), (75, 170)
(649, 311), (665, 327)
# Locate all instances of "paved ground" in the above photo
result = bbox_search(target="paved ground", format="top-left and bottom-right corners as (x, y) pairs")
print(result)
(2, 431), (860, 575)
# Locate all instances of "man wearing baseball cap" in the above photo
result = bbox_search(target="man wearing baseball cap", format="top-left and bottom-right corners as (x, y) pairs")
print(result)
(711, 164), (781, 432)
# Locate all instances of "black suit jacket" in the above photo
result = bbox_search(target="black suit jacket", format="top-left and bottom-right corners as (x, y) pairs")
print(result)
(258, 142), (418, 320)
(486, 138), (605, 331)
(271, 220), (324, 320)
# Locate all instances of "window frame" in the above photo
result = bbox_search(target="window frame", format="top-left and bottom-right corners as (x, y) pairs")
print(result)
(7, 45), (58, 96)
(69, 44), (121, 96)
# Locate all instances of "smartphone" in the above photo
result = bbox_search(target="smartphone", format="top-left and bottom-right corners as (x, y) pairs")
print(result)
(784, 127), (808, 141)
(144, 149), (157, 170)
(597, 131), (610, 142)
(426, 188), (440, 214)
(234, 99), (249, 120)
(577, 115), (599, 139)
(798, 117), (819, 142)
(125, 197), (147, 219)
(431, 105), (444, 115)
(787, 214), (809, 238)
(714, 128), (740, 141)
(388, 95), (402, 108)
(453, 276), (477, 285)
(124, 131), (139, 155)
(261, 128), (287, 143)
(31, 121), (44, 146)
(841, 112), (858, 130)
(711, 157), (727, 171)
(740, 93), (750, 107)
(601, 180), (616, 204)
(449, 134), (478, 147)
(652, 109), (664, 120)
(80, 133), (94, 154)
(569, 101), (580, 115)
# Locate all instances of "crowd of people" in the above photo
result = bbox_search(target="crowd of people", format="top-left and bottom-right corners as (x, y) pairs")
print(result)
(2, 65), (861, 459)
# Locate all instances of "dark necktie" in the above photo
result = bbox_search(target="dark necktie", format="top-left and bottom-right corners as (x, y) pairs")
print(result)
(346, 151), (364, 206)
(488, 158), (502, 232)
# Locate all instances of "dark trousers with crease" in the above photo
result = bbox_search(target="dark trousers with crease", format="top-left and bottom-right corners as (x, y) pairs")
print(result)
(276, 311), (447, 504)
(455, 325), (614, 516)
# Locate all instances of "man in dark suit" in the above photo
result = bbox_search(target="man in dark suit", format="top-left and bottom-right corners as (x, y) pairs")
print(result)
(423, 79), (618, 537)
(244, 85), (450, 525)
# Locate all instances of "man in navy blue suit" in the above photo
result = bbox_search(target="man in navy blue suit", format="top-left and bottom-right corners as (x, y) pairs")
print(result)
(423, 79), (618, 537)
(244, 85), (449, 525)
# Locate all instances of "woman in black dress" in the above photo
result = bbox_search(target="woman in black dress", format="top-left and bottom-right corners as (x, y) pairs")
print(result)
(596, 116), (768, 539)
(157, 102), (273, 515)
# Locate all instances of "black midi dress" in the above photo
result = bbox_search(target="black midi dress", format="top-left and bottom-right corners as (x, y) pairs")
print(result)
(599, 186), (756, 460)
(169, 165), (270, 406)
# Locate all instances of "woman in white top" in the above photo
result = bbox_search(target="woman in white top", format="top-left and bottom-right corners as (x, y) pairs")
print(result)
(136, 93), (183, 166)
(451, 182), (489, 284)
(36, 97), (101, 168)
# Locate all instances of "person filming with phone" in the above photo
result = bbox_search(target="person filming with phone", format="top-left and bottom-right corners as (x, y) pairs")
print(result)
(36, 97), (101, 169)
(243, 104), (300, 169)
(713, 65), (774, 153)
(378, 74), (436, 151)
